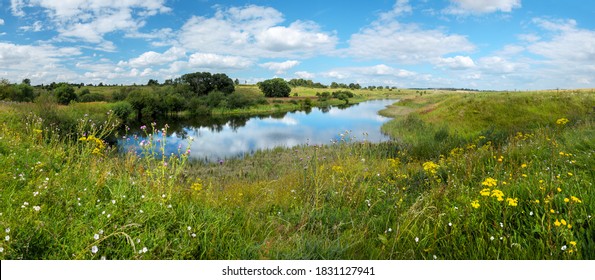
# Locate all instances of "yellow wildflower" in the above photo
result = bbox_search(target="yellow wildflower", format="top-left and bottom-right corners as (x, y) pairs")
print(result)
(570, 241), (577, 246)
(482, 177), (498, 187)
(564, 198), (570, 203)
(534, 199), (540, 204)
(191, 179), (203, 192)
(480, 188), (491, 196)
(571, 196), (582, 203)
(521, 163), (527, 168)
(471, 200), (480, 209)
(550, 209), (555, 214)
(554, 219), (561, 227)
(567, 172), (573, 176)
(490, 189), (504, 201)
(556, 118), (569, 125)
(422, 161), (439, 175)
(506, 197), (518, 207)
(567, 224), (572, 229)
(557, 187), (562, 193)
(332, 165), (344, 173)
(560, 219), (567, 226)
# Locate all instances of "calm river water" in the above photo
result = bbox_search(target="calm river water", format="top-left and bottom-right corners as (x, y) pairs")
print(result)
(119, 99), (397, 161)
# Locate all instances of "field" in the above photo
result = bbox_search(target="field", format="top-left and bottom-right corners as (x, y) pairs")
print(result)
(0, 88), (593, 259)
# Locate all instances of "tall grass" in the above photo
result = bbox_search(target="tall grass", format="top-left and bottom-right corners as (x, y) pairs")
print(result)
(0, 90), (593, 259)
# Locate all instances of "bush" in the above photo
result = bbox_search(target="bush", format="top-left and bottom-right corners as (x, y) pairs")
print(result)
(111, 101), (133, 121)
(79, 93), (105, 102)
(54, 83), (78, 105)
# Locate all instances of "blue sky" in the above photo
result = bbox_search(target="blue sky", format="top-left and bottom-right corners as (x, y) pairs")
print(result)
(1, 0), (594, 90)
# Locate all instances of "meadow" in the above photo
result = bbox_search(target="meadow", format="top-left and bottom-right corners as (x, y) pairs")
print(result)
(0, 88), (593, 259)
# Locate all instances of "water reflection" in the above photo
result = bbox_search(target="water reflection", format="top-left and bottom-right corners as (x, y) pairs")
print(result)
(119, 99), (397, 161)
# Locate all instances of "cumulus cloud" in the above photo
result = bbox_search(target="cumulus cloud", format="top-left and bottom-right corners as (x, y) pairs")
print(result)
(0, 18), (4, 25)
(322, 64), (418, 87)
(436, 56), (476, 70)
(188, 53), (254, 70)
(444, 0), (521, 14)
(294, 71), (315, 79)
(349, 21), (474, 63)
(0, 42), (81, 83)
(260, 60), (300, 74)
(121, 47), (187, 68)
(179, 5), (338, 58)
(11, 0), (170, 48)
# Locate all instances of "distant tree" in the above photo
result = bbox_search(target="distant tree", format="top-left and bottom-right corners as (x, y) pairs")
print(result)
(234, 78), (240, 85)
(147, 79), (159, 86)
(330, 82), (339, 89)
(258, 78), (291, 98)
(54, 83), (77, 105)
(22, 78), (31, 86)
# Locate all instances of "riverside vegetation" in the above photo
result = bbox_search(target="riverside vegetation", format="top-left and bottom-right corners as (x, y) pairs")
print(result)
(0, 84), (593, 259)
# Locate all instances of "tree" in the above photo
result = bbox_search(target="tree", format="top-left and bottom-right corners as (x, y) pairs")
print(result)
(181, 72), (213, 96)
(234, 78), (240, 85)
(258, 78), (291, 97)
(211, 73), (235, 94)
(54, 83), (77, 105)
(147, 79), (159, 86)
(22, 78), (31, 86)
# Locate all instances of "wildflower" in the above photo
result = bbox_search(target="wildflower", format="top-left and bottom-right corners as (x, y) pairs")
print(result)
(490, 189), (505, 201)
(490, 236), (495, 241)
(554, 219), (561, 227)
(570, 241), (577, 246)
(480, 188), (491, 196)
(557, 188), (562, 193)
(471, 200), (480, 209)
(187, 226), (192, 231)
(99, 229), (104, 234)
(571, 196), (582, 203)
(481, 177), (498, 187)
(0, 247), (3, 253)
(191, 233), (196, 238)
(33, 206), (41, 211)
(91, 246), (98, 254)
(556, 118), (569, 126)
(550, 209), (555, 214)
(561, 245), (567, 251)
(521, 163), (527, 168)
(530, 211), (534, 216)
(111, 200), (116, 204)
(5, 235), (9, 241)
(567, 224), (572, 229)
(191, 180), (203, 192)
(448, 222), (452, 227)
(94, 234), (100, 240)
(139, 210), (143, 213)
(142, 247), (148, 253)
(500, 222), (504, 228)
(564, 198), (570, 203)
(560, 219), (567, 226)
(415, 237), (419, 243)
(422, 161), (439, 175)
(5, 228), (10, 233)
(433, 255), (437, 260)
(506, 198), (518, 207)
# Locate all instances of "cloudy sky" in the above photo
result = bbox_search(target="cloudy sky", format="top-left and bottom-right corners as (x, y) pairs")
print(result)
(0, 0), (594, 90)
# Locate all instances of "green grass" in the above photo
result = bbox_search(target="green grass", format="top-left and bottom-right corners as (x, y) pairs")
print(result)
(0, 89), (593, 259)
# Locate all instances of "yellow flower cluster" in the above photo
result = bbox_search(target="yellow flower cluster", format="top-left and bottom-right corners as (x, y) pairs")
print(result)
(422, 161), (439, 175)
(514, 131), (533, 141)
(481, 177), (498, 187)
(191, 179), (203, 192)
(79, 135), (106, 156)
(506, 197), (518, 207)
(470, 200), (480, 209)
(556, 118), (569, 126)
(332, 165), (344, 174)
(387, 158), (400, 170)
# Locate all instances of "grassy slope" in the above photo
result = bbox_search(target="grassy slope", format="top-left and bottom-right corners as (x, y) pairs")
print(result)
(0, 89), (593, 260)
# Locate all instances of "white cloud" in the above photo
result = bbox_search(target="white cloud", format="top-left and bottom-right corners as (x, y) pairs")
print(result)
(179, 5), (337, 58)
(188, 53), (254, 70)
(122, 47), (186, 68)
(437, 56), (475, 70)
(19, 21), (44, 32)
(0, 42), (82, 84)
(0, 18), (4, 25)
(294, 71), (315, 79)
(322, 64), (419, 87)
(478, 56), (524, 74)
(444, 0), (521, 14)
(379, 0), (412, 21)
(11, 0), (170, 49)
(349, 20), (474, 63)
(260, 60), (300, 74)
